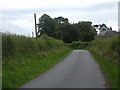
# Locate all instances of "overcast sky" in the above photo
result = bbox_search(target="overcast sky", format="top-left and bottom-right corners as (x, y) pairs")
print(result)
(0, 0), (119, 36)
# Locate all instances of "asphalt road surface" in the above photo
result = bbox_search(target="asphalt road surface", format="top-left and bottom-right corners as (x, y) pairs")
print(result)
(21, 50), (107, 88)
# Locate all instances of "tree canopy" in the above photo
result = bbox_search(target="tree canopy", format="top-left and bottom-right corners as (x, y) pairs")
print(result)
(37, 14), (97, 43)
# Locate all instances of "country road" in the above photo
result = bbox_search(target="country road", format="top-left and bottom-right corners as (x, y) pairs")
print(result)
(20, 50), (107, 88)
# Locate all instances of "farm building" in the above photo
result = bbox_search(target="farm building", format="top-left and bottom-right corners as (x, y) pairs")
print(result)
(94, 24), (120, 39)
(95, 30), (120, 40)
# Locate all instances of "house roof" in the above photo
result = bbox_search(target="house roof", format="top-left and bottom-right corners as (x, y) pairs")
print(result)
(95, 30), (119, 39)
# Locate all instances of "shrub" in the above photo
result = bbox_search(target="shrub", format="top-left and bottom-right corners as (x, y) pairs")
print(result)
(37, 34), (64, 50)
(2, 33), (15, 58)
(69, 41), (89, 49)
(2, 33), (65, 59)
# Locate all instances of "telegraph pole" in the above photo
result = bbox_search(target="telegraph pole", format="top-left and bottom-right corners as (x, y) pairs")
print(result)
(34, 13), (37, 39)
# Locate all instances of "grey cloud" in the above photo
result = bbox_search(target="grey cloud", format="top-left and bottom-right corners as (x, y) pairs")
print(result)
(0, 1), (117, 35)
(68, 2), (117, 12)
(1, 2), (117, 15)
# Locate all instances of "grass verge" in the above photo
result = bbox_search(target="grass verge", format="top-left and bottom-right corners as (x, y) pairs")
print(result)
(3, 48), (72, 88)
(88, 49), (118, 88)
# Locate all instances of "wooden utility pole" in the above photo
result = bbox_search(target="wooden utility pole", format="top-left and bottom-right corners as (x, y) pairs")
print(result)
(34, 13), (37, 39)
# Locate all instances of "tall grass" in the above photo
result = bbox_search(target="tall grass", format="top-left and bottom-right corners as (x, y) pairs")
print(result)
(2, 33), (71, 88)
(88, 36), (119, 64)
(2, 33), (64, 59)
(88, 36), (119, 88)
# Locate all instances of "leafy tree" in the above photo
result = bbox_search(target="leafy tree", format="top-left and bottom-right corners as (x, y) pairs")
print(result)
(54, 16), (69, 24)
(38, 14), (97, 43)
(62, 24), (79, 43)
(38, 14), (56, 37)
(77, 21), (97, 42)
(54, 16), (69, 40)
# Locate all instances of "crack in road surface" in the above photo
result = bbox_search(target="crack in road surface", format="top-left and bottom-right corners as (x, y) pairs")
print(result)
(20, 50), (107, 88)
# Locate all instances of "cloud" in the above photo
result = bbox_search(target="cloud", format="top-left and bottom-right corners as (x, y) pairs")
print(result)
(0, 20), (24, 34)
(1, 1), (117, 23)
(1, 1), (117, 15)
(10, 19), (34, 31)
(107, 20), (118, 31)
(1, 20), (34, 36)
(0, 0), (118, 9)
(0, 0), (119, 36)
(0, 13), (34, 36)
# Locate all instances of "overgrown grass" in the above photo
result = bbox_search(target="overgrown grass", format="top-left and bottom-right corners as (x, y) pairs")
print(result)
(3, 48), (72, 88)
(2, 33), (72, 88)
(87, 36), (119, 88)
(2, 33), (65, 59)
(89, 50), (118, 88)
(88, 36), (119, 64)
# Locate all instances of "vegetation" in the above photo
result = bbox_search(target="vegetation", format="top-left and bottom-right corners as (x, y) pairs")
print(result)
(67, 41), (89, 49)
(89, 50), (118, 88)
(66, 35), (119, 88)
(87, 36), (119, 88)
(88, 36), (119, 64)
(2, 13), (119, 88)
(2, 33), (64, 58)
(2, 33), (72, 88)
(37, 14), (97, 43)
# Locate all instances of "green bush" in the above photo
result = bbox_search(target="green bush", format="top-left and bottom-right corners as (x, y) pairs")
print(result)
(38, 34), (64, 49)
(2, 33), (65, 59)
(68, 41), (89, 49)
(2, 34), (15, 58)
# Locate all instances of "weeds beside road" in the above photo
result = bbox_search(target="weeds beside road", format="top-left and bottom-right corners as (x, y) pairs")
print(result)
(2, 33), (119, 88)
(2, 33), (72, 88)
(88, 36), (119, 88)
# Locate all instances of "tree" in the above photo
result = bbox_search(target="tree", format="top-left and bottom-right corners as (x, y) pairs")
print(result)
(38, 14), (56, 37)
(62, 24), (79, 43)
(54, 16), (69, 24)
(37, 14), (97, 43)
(54, 16), (69, 40)
(77, 21), (97, 42)
(93, 23), (112, 33)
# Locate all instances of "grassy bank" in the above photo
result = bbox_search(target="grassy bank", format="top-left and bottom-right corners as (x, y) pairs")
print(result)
(2, 33), (72, 88)
(89, 50), (118, 88)
(3, 48), (71, 88)
(88, 36), (119, 88)
(88, 36), (119, 64)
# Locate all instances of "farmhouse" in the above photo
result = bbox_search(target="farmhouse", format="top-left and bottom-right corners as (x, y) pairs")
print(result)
(95, 30), (120, 39)
(94, 24), (120, 39)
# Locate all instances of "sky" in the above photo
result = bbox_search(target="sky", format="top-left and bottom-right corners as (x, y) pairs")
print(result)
(0, 0), (119, 36)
